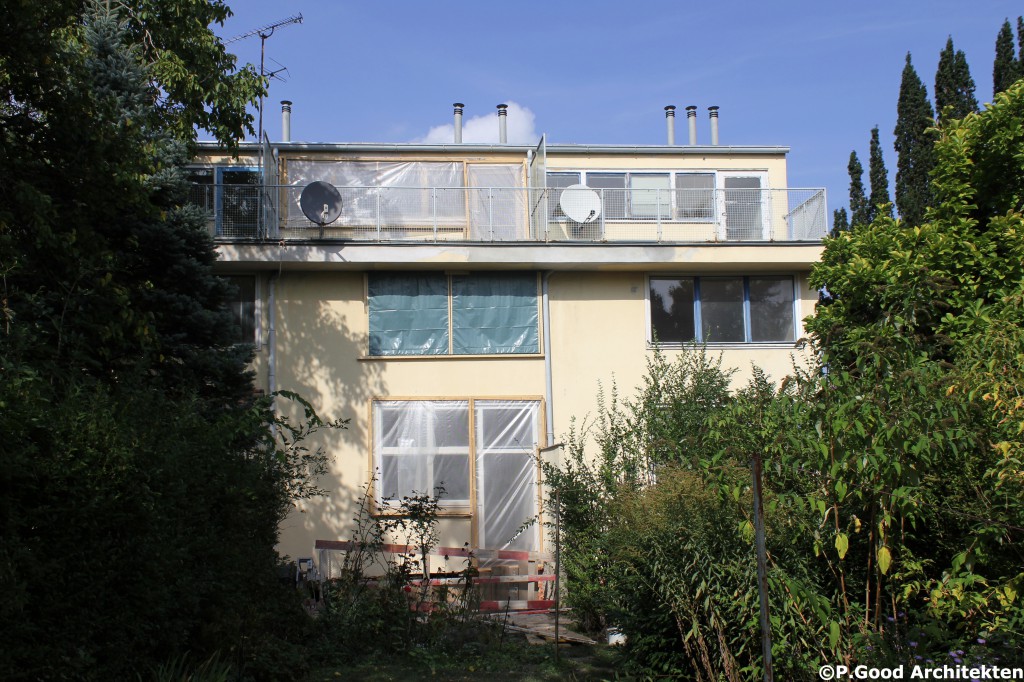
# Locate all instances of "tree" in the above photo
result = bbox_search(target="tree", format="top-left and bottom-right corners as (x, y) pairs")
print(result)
(833, 207), (850, 233)
(848, 151), (870, 227)
(0, 7), (329, 679)
(867, 126), (892, 221)
(935, 36), (978, 122)
(894, 54), (936, 226)
(993, 18), (1020, 96)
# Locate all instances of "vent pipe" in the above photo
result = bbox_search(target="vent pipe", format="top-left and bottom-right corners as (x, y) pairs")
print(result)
(281, 100), (292, 142)
(709, 106), (720, 145)
(686, 105), (698, 145)
(664, 105), (676, 145)
(453, 102), (464, 143)
(497, 103), (508, 143)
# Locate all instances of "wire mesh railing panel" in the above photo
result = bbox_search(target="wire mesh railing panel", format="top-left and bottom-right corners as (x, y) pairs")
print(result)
(191, 185), (827, 242)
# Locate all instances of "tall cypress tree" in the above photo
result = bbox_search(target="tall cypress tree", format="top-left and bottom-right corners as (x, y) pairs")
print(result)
(848, 151), (870, 227)
(894, 53), (935, 226)
(868, 126), (892, 222)
(832, 207), (850, 233)
(993, 19), (1019, 95)
(935, 37), (978, 122)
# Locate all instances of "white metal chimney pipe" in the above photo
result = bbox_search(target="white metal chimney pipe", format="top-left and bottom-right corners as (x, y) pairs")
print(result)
(664, 105), (676, 145)
(686, 105), (698, 145)
(281, 100), (292, 142)
(709, 106), (720, 145)
(497, 103), (508, 143)
(453, 102), (464, 143)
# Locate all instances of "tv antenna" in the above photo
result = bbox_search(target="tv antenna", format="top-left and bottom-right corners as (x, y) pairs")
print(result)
(226, 14), (303, 145)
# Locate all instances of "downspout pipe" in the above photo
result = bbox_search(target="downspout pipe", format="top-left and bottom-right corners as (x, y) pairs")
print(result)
(543, 271), (555, 446)
(268, 272), (278, 407)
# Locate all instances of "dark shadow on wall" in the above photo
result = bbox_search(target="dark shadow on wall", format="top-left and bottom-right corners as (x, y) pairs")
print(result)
(271, 289), (387, 549)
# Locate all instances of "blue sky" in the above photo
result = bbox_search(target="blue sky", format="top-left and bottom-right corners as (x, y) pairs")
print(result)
(213, 0), (1021, 222)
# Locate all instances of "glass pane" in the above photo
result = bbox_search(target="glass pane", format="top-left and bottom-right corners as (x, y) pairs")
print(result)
(479, 406), (536, 449)
(588, 173), (626, 219)
(222, 275), (255, 344)
(649, 278), (695, 343)
(700, 278), (745, 342)
(675, 173), (715, 220)
(749, 276), (795, 342)
(629, 174), (670, 219)
(724, 176), (763, 240)
(547, 172), (581, 219)
(433, 404), (470, 448)
(433, 454), (470, 501)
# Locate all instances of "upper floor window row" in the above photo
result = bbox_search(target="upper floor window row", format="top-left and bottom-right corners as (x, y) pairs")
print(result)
(649, 275), (796, 344)
(547, 171), (767, 224)
(368, 272), (539, 357)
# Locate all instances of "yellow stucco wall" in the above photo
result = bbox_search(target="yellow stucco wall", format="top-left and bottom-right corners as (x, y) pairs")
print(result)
(260, 265), (817, 560)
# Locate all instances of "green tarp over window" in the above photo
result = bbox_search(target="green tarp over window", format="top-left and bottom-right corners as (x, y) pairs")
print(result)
(452, 274), (539, 354)
(368, 273), (449, 355)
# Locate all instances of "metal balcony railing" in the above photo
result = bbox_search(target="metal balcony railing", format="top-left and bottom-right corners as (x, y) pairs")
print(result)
(189, 184), (828, 243)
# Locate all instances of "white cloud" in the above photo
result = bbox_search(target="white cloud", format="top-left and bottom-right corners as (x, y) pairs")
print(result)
(414, 101), (538, 144)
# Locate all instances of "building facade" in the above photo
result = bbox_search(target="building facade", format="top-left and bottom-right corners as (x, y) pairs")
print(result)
(192, 113), (827, 564)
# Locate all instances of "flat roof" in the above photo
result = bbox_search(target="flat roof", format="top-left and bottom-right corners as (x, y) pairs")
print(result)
(196, 141), (790, 155)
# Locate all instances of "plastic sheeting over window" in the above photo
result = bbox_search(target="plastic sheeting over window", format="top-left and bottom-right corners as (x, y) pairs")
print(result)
(285, 160), (526, 237)
(372, 399), (540, 552)
(474, 400), (540, 552)
(451, 274), (539, 354)
(368, 273), (449, 355)
(368, 272), (539, 356)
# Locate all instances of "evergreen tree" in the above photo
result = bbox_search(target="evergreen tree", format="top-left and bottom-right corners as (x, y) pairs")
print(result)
(0, 7), (325, 679)
(832, 207), (850, 233)
(848, 151), (870, 227)
(935, 36), (978, 122)
(993, 19), (1019, 95)
(868, 126), (893, 221)
(894, 53), (936, 226)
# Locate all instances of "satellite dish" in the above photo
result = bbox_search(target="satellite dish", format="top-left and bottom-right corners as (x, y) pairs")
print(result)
(299, 181), (343, 226)
(559, 184), (601, 224)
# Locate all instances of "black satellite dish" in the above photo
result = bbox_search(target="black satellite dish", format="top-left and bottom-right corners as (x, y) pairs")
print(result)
(299, 181), (343, 235)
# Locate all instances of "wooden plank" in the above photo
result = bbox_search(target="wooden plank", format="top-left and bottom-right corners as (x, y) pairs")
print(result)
(314, 539), (553, 563)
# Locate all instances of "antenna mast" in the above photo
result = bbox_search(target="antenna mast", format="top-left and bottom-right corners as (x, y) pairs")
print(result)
(227, 13), (303, 145)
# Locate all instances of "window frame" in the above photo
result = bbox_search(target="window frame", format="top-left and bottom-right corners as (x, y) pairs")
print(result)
(646, 274), (798, 346)
(370, 398), (543, 526)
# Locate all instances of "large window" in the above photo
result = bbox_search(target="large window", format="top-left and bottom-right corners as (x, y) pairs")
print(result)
(187, 167), (260, 237)
(373, 399), (541, 551)
(649, 275), (796, 344)
(367, 272), (539, 356)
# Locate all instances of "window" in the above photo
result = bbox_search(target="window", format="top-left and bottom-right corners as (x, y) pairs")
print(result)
(368, 272), (539, 356)
(222, 275), (257, 345)
(376, 401), (471, 505)
(547, 171), (719, 221)
(546, 172), (581, 219)
(373, 399), (541, 551)
(675, 173), (715, 220)
(649, 275), (795, 344)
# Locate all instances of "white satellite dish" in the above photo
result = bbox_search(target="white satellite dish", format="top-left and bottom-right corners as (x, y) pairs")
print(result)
(559, 184), (602, 224)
